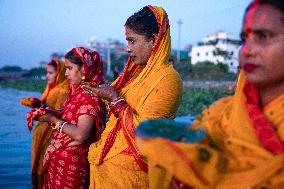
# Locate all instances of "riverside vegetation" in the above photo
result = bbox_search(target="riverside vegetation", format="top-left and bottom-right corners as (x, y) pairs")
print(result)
(0, 60), (237, 116)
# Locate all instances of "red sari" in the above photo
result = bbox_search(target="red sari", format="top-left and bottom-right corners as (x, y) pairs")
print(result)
(39, 47), (106, 189)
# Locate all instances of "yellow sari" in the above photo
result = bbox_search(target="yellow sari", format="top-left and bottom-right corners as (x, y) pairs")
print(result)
(88, 5), (183, 189)
(139, 71), (284, 189)
(31, 60), (68, 185)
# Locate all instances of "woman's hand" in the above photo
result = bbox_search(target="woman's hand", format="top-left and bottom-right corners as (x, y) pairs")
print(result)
(82, 83), (118, 102)
(38, 112), (56, 123)
(20, 97), (42, 108)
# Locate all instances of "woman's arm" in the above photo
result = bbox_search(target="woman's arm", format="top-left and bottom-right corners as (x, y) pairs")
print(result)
(39, 113), (96, 144)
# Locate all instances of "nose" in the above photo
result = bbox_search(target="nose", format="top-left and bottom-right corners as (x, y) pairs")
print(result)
(240, 38), (256, 58)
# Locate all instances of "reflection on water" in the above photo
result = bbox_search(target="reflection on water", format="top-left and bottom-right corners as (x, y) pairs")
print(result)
(0, 88), (40, 188)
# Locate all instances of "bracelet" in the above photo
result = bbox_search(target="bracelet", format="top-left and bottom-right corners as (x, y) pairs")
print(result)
(51, 120), (63, 130)
(110, 97), (125, 107)
(109, 97), (126, 117)
(111, 98), (125, 107)
(59, 122), (68, 133)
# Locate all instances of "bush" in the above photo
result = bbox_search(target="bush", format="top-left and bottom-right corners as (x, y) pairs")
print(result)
(0, 80), (46, 92)
(175, 61), (237, 81)
(177, 88), (230, 116)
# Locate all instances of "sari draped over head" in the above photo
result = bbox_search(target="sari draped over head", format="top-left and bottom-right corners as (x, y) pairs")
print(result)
(39, 47), (106, 189)
(88, 5), (183, 189)
(139, 71), (284, 189)
(30, 59), (69, 187)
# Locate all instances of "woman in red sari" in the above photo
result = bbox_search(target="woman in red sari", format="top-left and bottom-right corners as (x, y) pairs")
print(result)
(32, 47), (106, 189)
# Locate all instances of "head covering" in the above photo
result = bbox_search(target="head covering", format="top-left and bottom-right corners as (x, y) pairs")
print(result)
(89, 5), (182, 174)
(49, 59), (66, 86)
(70, 47), (104, 85)
(41, 59), (67, 103)
(113, 5), (171, 93)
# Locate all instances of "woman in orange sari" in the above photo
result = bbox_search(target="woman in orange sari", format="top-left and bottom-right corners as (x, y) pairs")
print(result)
(138, 0), (284, 188)
(84, 5), (183, 189)
(29, 47), (106, 189)
(21, 59), (68, 188)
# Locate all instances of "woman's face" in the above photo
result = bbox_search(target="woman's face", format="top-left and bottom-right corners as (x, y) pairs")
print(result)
(125, 26), (155, 66)
(64, 59), (83, 85)
(46, 65), (57, 84)
(239, 4), (284, 89)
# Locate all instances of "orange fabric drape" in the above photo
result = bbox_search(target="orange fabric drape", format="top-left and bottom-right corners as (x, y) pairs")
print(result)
(139, 71), (284, 189)
(88, 5), (183, 189)
(31, 60), (68, 186)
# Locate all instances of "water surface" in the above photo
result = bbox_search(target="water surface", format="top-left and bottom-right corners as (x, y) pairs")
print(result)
(0, 88), (40, 188)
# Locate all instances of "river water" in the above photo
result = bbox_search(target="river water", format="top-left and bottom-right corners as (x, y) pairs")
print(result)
(0, 88), (40, 188)
(0, 88), (193, 188)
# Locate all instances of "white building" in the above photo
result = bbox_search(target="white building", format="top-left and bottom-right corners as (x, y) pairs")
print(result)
(191, 31), (242, 73)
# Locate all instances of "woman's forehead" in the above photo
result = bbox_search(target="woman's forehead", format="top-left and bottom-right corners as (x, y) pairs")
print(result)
(243, 4), (284, 31)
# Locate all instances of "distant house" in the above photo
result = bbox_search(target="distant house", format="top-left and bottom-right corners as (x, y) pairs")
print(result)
(191, 31), (242, 73)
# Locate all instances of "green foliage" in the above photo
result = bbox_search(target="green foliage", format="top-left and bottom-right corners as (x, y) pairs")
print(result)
(110, 54), (128, 72)
(0, 80), (46, 92)
(177, 88), (230, 116)
(0, 65), (23, 72)
(175, 61), (237, 81)
(174, 59), (192, 80)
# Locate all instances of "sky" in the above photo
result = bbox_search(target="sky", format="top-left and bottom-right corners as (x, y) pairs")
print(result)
(0, 0), (251, 69)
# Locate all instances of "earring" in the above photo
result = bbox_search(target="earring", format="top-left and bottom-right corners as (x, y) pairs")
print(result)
(81, 75), (85, 81)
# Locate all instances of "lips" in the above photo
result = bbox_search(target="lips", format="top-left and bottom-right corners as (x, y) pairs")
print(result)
(243, 63), (259, 73)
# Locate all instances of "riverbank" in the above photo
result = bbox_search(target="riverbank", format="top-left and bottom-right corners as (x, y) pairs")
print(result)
(0, 79), (232, 116)
(0, 79), (46, 92)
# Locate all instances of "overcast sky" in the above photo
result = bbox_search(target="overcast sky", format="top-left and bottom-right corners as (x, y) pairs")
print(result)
(0, 0), (251, 69)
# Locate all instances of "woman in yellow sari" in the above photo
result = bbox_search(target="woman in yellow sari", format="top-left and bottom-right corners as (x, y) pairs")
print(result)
(84, 5), (183, 188)
(138, 1), (284, 188)
(21, 59), (68, 188)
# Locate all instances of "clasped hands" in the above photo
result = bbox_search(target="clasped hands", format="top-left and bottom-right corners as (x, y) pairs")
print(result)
(82, 83), (118, 102)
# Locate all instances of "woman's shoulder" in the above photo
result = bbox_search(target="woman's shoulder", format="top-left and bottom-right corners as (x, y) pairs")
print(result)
(202, 96), (233, 120)
(78, 90), (102, 105)
(153, 66), (182, 86)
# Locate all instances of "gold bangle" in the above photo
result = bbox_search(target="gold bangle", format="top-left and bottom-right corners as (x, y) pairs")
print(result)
(53, 120), (63, 130)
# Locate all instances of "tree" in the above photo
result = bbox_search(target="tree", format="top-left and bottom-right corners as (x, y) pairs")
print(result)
(22, 67), (46, 78)
(0, 65), (23, 72)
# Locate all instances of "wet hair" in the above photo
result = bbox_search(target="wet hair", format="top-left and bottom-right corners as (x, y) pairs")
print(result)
(65, 50), (83, 69)
(125, 6), (159, 41)
(245, 0), (284, 24)
(48, 60), (57, 70)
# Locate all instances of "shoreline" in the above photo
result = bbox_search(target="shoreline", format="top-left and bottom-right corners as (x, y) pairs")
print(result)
(0, 79), (232, 116)
(0, 79), (46, 92)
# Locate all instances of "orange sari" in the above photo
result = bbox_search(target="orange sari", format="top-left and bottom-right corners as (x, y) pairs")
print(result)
(139, 71), (284, 189)
(31, 60), (68, 187)
(88, 5), (183, 189)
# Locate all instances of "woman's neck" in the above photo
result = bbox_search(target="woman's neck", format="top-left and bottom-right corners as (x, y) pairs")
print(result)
(259, 82), (284, 107)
